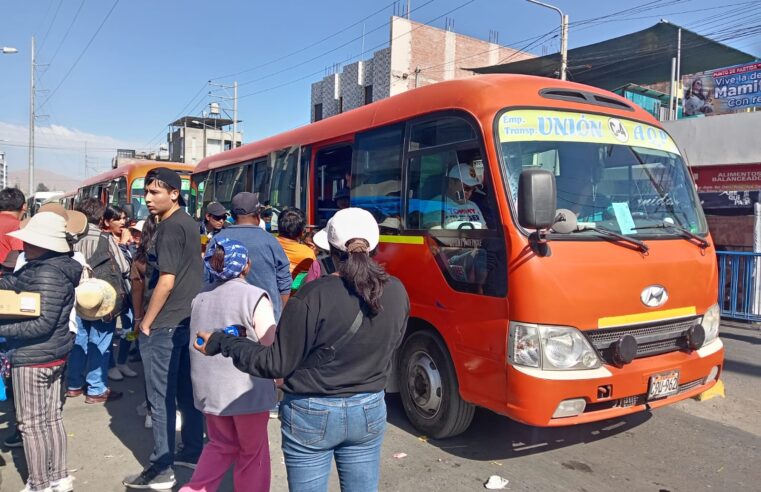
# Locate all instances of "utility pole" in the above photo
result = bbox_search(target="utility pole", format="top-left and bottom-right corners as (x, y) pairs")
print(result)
(28, 36), (35, 195)
(209, 80), (239, 150)
(526, 0), (568, 81)
(675, 28), (682, 119)
(233, 81), (238, 149)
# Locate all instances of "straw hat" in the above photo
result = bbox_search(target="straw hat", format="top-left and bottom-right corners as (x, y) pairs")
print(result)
(9, 212), (70, 253)
(76, 279), (117, 321)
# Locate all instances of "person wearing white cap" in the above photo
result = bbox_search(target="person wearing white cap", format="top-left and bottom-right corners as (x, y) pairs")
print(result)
(0, 212), (83, 492)
(425, 162), (487, 229)
(194, 207), (410, 492)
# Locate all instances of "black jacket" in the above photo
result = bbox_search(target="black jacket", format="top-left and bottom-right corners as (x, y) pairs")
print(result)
(0, 252), (82, 366)
(206, 275), (409, 396)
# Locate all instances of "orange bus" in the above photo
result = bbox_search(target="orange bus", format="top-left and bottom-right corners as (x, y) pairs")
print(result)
(77, 161), (195, 219)
(192, 75), (723, 438)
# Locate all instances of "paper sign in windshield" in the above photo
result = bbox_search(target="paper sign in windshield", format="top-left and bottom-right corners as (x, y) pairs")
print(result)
(612, 202), (636, 235)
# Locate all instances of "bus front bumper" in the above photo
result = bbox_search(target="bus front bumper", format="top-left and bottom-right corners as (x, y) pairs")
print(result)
(503, 338), (724, 427)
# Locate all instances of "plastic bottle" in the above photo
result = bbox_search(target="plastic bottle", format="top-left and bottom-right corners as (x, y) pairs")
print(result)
(196, 325), (244, 347)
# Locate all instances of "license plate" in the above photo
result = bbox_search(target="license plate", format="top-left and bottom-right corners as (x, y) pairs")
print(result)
(647, 371), (680, 400)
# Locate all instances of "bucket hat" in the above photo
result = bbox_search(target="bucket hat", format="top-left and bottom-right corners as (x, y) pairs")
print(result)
(8, 212), (70, 253)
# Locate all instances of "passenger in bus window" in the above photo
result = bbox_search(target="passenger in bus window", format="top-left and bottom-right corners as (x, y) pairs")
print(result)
(200, 202), (227, 254)
(425, 163), (486, 229)
(334, 187), (350, 210)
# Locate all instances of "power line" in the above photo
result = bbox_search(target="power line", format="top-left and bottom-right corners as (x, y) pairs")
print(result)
(37, 0), (64, 55)
(141, 82), (210, 150)
(43, 0), (87, 73)
(236, 0), (436, 88)
(37, 0), (120, 113)
(211, 0), (401, 81)
(237, 0), (476, 100)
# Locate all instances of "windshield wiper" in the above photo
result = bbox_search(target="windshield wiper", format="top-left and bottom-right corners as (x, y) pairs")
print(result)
(572, 225), (649, 253)
(633, 223), (710, 249)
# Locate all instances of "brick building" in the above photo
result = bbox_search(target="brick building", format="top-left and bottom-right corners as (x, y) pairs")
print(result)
(310, 16), (533, 122)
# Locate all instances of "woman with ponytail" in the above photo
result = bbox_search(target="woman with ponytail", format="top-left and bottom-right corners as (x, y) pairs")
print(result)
(194, 208), (409, 492)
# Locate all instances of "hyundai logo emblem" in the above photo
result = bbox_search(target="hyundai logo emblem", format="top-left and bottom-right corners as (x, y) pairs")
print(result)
(641, 285), (668, 308)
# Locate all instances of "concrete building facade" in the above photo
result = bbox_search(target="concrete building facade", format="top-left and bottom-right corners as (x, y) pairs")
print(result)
(168, 116), (243, 165)
(310, 16), (533, 122)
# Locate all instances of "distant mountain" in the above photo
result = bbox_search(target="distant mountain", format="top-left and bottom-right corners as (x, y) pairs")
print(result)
(7, 169), (82, 195)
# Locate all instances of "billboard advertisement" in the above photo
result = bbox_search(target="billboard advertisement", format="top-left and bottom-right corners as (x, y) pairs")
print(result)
(681, 61), (761, 117)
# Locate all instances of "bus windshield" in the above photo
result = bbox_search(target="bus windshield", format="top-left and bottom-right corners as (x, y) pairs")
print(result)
(498, 109), (708, 237)
(130, 177), (191, 219)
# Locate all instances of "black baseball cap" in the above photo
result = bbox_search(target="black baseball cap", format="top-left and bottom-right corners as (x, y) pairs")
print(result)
(205, 202), (227, 217)
(146, 167), (186, 206)
(230, 192), (261, 216)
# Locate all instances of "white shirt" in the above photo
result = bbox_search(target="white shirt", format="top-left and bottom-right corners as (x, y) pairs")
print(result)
(426, 195), (486, 229)
(15, 252), (88, 334)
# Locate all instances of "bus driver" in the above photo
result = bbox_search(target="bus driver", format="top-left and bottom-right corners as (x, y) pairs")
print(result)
(426, 163), (487, 229)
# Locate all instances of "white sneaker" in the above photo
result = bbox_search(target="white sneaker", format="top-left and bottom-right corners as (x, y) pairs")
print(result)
(144, 414), (153, 429)
(108, 366), (124, 381)
(117, 363), (138, 377)
(50, 476), (74, 492)
(136, 400), (148, 416)
(20, 484), (52, 492)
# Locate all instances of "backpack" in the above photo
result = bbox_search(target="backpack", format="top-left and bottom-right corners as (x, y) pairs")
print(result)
(87, 234), (127, 320)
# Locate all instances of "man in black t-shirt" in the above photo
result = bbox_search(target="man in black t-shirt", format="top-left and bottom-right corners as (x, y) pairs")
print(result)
(124, 168), (204, 490)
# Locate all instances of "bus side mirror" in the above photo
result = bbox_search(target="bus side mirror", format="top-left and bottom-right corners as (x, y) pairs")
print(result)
(518, 169), (557, 230)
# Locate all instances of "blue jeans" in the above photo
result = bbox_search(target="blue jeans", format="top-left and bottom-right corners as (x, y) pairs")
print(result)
(281, 391), (387, 492)
(67, 317), (116, 396)
(139, 324), (203, 472)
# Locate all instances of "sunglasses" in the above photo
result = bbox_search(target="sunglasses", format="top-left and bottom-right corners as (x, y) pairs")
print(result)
(211, 214), (227, 221)
(462, 184), (477, 193)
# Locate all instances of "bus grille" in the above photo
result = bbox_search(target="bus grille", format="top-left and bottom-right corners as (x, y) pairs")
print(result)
(585, 317), (701, 365)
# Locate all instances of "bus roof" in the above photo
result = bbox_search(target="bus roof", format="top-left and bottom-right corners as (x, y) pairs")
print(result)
(79, 161), (195, 188)
(195, 74), (658, 173)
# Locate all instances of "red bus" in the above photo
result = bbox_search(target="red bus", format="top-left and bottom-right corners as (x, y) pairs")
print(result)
(77, 161), (195, 219)
(192, 75), (723, 438)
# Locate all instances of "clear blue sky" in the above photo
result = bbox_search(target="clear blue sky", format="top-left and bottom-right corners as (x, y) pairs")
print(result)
(1, 0), (759, 185)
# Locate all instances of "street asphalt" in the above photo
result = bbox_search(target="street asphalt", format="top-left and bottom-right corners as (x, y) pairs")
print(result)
(0, 322), (758, 492)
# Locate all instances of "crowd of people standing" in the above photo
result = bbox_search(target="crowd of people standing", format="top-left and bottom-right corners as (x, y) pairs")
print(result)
(0, 166), (409, 492)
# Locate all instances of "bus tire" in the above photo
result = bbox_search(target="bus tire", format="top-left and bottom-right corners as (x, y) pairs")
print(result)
(398, 330), (475, 439)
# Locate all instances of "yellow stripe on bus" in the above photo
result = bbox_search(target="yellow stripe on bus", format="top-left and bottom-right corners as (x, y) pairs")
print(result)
(379, 235), (425, 245)
(597, 307), (697, 329)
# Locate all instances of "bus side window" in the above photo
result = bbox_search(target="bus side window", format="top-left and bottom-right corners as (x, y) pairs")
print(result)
(270, 146), (306, 216)
(252, 158), (271, 200)
(110, 177), (127, 206)
(215, 165), (249, 210)
(353, 124), (404, 233)
(191, 171), (211, 219)
(313, 144), (353, 227)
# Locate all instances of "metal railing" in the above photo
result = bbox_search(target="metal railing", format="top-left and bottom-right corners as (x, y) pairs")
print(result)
(717, 251), (761, 322)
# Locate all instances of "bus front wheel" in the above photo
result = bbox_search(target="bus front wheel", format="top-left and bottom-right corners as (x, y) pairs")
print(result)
(398, 330), (475, 439)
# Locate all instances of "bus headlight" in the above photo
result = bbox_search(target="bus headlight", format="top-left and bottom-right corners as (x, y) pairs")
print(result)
(509, 322), (601, 370)
(701, 303), (721, 346)
(511, 324), (541, 368)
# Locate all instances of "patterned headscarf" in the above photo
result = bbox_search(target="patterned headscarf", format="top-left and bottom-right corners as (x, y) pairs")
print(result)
(204, 237), (249, 282)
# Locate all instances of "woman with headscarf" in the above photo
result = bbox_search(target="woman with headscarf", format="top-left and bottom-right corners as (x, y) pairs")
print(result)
(195, 208), (410, 492)
(180, 237), (277, 492)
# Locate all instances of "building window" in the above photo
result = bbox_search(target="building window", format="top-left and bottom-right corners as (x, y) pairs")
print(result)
(338, 97), (344, 114)
(314, 103), (323, 121)
(364, 85), (373, 105)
